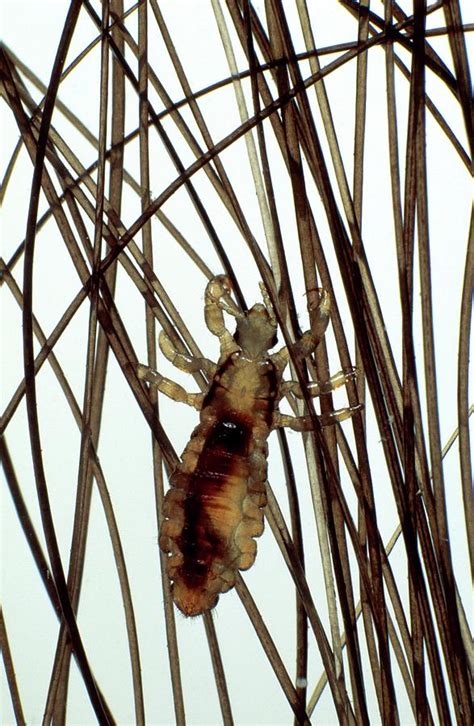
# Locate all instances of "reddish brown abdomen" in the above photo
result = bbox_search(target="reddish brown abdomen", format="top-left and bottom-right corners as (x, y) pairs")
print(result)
(178, 417), (250, 576)
(161, 357), (277, 616)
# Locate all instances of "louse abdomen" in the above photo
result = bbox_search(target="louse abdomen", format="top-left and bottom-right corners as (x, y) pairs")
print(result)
(162, 413), (267, 616)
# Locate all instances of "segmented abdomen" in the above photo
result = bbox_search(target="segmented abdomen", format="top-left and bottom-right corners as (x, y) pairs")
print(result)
(163, 406), (276, 619)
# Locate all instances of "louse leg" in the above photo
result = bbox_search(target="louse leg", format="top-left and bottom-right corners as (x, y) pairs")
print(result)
(137, 364), (204, 410)
(294, 287), (331, 358)
(271, 288), (331, 371)
(281, 368), (357, 398)
(258, 281), (277, 327)
(273, 404), (362, 431)
(159, 331), (217, 378)
(204, 275), (241, 358)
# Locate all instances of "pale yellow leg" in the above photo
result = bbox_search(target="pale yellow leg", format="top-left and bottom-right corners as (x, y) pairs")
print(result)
(159, 331), (217, 377)
(270, 288), (332, 372)
(204, 275), (240, 358)
(281, 368), (357, 398)
(258, 281), (277, 327)
(137, 364), (203, 409)
(295, 288), (331, 357)
(273, 404), (362, 431)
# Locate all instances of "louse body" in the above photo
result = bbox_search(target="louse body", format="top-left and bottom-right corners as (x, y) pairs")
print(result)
(138, 276), (359, 616)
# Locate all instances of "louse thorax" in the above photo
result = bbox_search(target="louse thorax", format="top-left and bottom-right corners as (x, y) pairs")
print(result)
(208, 350), (280, 425)
(199, 302), (281, 422)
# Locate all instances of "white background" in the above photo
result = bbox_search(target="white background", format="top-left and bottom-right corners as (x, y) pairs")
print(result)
(2, 1), (472, 724)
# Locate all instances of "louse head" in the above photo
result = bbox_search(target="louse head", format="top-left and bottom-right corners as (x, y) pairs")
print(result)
(234, 303), (278, 358)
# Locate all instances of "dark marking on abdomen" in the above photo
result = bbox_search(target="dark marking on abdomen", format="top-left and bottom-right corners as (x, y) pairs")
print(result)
(259, 362), (278, 426)
(178, 493), (221, 587)
(206, 419), (249, 454)
(177, 416), (252, 588)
